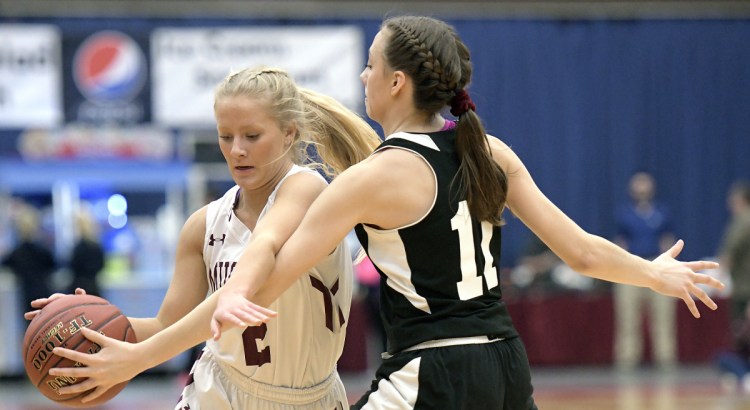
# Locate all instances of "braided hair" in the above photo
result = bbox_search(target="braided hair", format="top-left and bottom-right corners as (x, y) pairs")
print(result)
(382, 16), (507, 225)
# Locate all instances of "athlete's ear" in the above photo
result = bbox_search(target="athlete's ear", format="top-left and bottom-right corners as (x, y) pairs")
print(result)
(284, 122), (297, 146)
(390, 70), (406, 97)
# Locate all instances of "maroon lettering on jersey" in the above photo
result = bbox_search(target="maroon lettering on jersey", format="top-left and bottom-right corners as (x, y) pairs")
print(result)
(242, 324), (271, 366)
(310, 276), (345, 332)
(208, 261), (238, 292)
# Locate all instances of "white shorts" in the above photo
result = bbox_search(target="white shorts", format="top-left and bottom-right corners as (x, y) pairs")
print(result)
(175, 349), (349, 410)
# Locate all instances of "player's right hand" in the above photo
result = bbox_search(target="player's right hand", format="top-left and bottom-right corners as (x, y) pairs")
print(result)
(24, 288), (87, 320)
(211, 289), (277, 340)
(49, 327), (139, 403)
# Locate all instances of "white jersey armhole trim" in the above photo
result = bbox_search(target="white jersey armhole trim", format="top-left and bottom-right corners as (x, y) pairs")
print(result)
(367, 145), (438, 233)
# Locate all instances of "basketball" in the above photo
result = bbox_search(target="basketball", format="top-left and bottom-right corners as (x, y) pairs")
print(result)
(23, 294), (137, 408)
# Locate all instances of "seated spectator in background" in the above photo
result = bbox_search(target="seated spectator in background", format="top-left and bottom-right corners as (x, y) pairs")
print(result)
(1, 202), (56, 316)
(509, 234), (594, 295)
(509, 235), (560, 293)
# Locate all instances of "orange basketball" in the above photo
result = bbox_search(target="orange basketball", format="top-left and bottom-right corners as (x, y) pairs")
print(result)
(23, 294), (137, 408)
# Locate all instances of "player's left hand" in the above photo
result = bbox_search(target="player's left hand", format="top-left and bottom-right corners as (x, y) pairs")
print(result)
(211, 290), (277, 340)
(648, 239), (725, 318)
(24, 288), (87, 321)
(49, 328), (142, 403)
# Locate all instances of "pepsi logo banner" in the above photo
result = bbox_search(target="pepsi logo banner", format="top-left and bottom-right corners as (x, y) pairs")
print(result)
(151, 26), (363, 127)
(0, 25), (63, 128)
(73, 31), (147, 105)
(67, 30), (150, 124)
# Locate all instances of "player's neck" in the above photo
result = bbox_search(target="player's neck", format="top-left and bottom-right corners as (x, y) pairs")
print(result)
(385, 113), (444, 136)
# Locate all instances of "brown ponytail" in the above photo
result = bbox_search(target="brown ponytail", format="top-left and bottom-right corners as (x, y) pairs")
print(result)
(454, 108), (507, 225)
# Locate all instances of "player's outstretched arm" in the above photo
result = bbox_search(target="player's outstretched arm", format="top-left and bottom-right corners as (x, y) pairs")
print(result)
(488, 136), (724, 318)
(208, 171), (333, 338)
(211, 165), (373, 338)
(211, 153), (405, 338)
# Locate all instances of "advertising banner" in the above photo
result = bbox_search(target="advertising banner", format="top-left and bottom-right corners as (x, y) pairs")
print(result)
(17, 125), (173, 161)
(151, 26), (364, 127)
(0, 25), (63, 128)
(64, 30), (151, 124)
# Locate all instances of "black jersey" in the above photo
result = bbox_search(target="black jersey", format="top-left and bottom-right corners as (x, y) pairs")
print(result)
(354, 130), (518, 354)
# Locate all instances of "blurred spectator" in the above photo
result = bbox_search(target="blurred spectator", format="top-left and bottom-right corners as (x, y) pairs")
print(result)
(718, 180), (750, 331)
(510, 235), (560, 293)
(612, 171), (677, 371)
(715, 302), (750, 392)
(1, 203), (56, 315)
(67, 209), (105, 296)
(509, 234), (594, 295)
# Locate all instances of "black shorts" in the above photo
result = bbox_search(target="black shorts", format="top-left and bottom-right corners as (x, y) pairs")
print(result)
(352, 336), (537, 410)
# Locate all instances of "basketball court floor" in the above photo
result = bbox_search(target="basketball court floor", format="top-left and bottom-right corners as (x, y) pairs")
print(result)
(1, 365), (749, 410)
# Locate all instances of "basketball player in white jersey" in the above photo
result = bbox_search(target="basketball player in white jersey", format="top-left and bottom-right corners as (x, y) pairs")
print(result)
(28, 66), (380, 409)
(175, 164), (351, 410)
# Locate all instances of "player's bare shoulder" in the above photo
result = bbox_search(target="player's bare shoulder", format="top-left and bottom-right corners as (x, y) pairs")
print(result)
(371, 146), (433, 185)
(487, 134), (522, 174)
(185, 204), (209, 228)
(275, 168), (328, 201)
(327, 149), (408, 192)
(179, 204), (209, 252)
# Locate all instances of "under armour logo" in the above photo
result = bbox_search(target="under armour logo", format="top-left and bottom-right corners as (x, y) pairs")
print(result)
(208, 234), (226, 246)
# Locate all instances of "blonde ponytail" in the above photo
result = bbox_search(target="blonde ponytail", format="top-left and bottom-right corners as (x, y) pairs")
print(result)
(299, 88), (381, 176)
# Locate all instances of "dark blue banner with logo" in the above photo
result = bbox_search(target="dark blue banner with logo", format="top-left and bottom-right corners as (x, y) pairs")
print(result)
(63, 28), (151, 124)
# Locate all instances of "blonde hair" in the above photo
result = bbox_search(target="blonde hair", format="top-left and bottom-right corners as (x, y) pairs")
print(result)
(15, 205), (40, 241)
(76, 208), (99, 241)
(214, 66), (381, 176)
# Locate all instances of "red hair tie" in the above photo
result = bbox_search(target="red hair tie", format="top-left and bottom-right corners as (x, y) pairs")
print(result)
(450, 89), (476, 117)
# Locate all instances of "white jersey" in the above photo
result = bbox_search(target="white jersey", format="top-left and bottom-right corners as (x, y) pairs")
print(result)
(203, 165), (352, 388)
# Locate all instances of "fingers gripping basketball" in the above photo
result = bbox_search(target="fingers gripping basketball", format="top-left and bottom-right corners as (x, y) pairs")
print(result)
(23, 294), (136, 408)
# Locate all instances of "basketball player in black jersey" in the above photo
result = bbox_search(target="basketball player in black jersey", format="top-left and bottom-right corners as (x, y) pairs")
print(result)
(208, 16), (725, 409)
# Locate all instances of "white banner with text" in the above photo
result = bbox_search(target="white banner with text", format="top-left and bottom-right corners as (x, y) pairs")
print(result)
(151, 26), (364, 127)
(0, 25), (63, 128)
